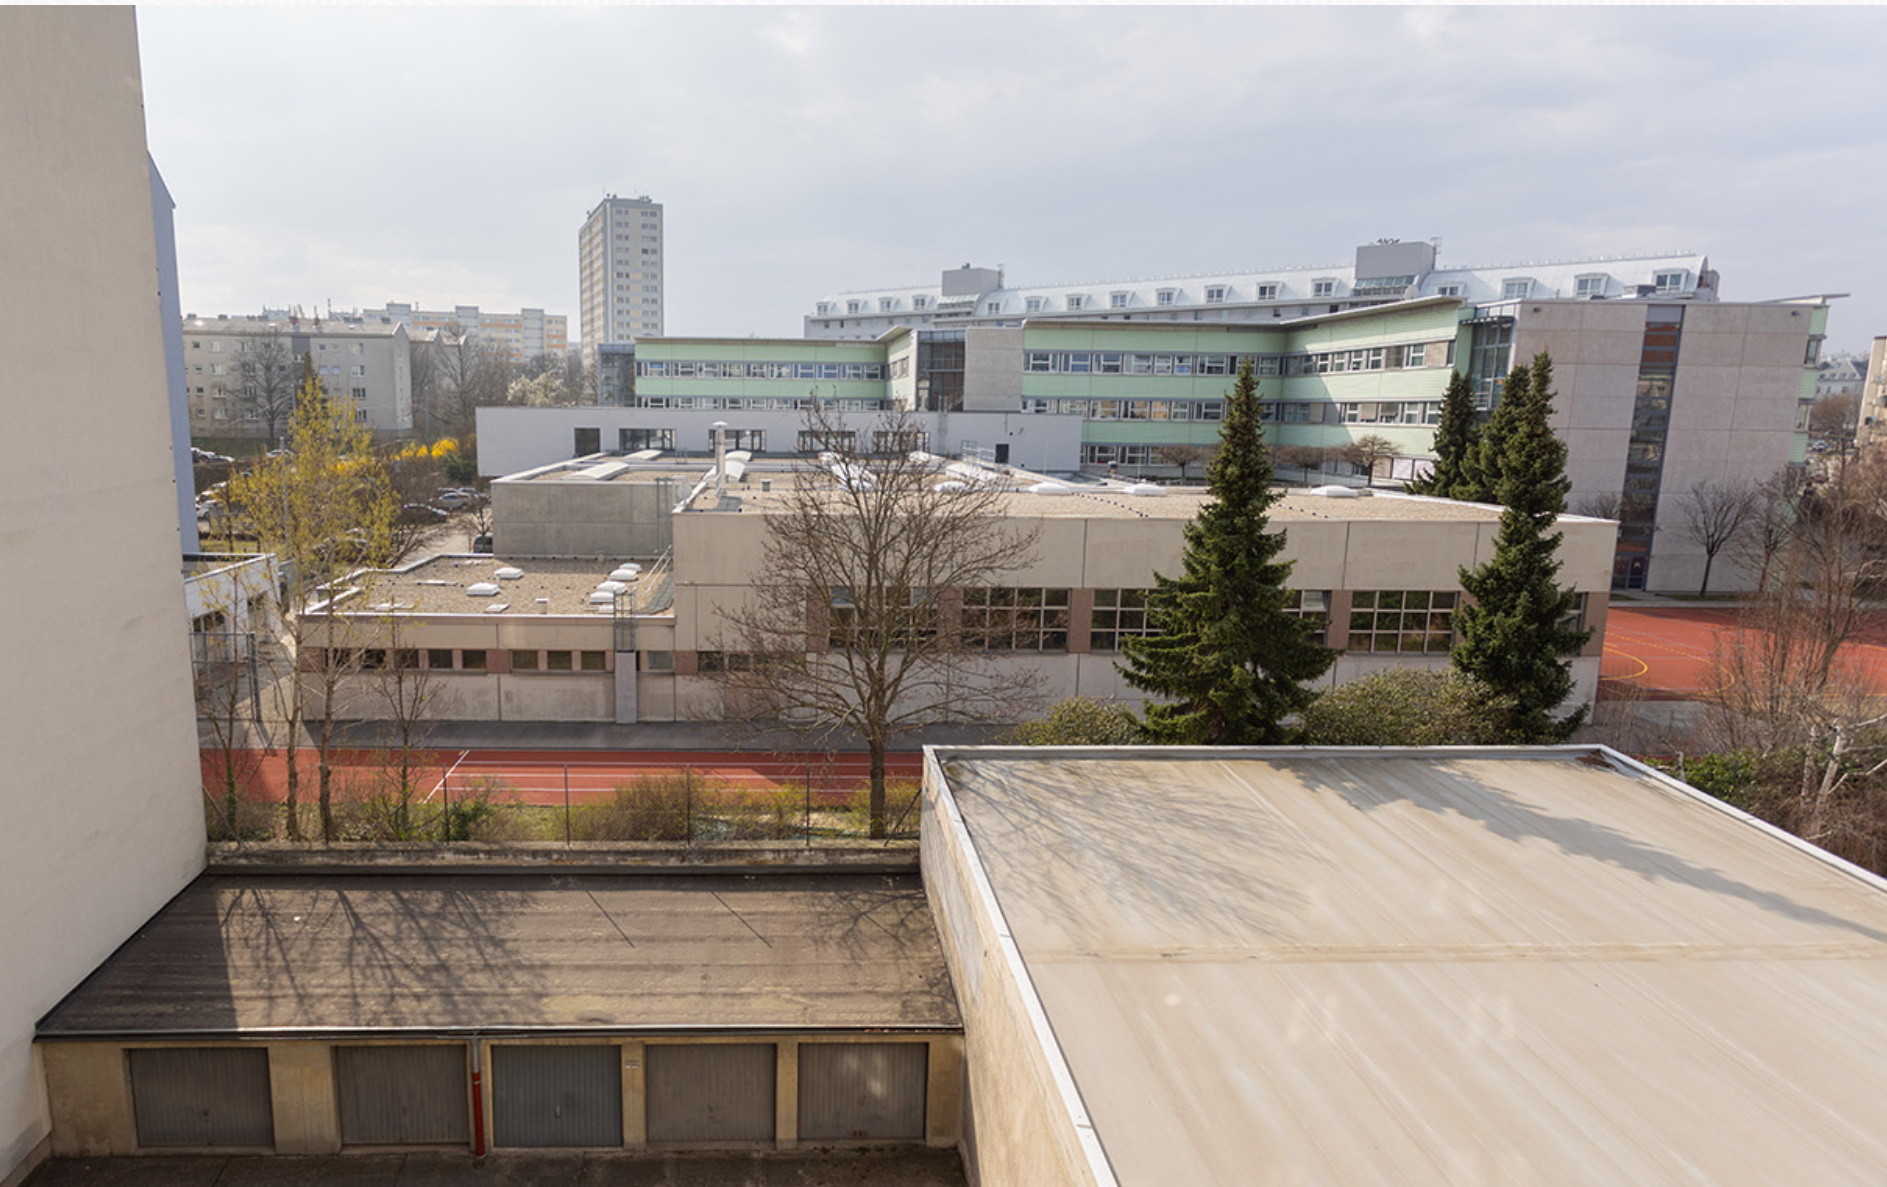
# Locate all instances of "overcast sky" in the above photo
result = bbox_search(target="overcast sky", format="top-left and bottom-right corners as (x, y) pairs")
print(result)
(137, 6), (1887, 352)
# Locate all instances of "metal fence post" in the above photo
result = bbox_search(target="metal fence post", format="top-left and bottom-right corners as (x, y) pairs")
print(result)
(685, 765), (695, 844)
(564, 765), (572, 846)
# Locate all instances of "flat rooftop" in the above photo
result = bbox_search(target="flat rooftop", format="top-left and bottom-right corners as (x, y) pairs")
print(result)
(331, 556), (669, 616)
(931, 748), (1887, 1186)
(39, 872), (959, 1038)
(705, 482), (1520, 523)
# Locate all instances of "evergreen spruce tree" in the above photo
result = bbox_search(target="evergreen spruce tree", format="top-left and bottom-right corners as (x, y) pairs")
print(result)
(1407, 369), (1479, 498)
(1452, 351), (1592, 741)
(1119, 360), (1337, 743)
(1456, 362), (1532, 504)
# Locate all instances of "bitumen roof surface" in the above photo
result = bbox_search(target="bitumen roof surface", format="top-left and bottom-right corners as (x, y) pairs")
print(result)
(932, 748), (1887, 1187)
(38, 873), (959, 1038)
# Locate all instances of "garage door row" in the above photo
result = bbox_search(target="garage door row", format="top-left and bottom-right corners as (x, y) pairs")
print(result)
(46, 1035), (958, 1156)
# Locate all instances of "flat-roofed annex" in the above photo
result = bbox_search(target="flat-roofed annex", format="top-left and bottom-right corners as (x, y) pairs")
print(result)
(326, 556), (666, 617)
(39, 872), (959, 1038)
(928, 748), (1887, 1186)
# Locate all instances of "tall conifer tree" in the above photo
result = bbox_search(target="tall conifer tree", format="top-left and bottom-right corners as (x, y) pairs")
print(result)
(1452, 351), (1591, 741)
(1119, 361), (1336, 743)
(1457, 362), (1532, 504)
(1407, 370), (1479, 498)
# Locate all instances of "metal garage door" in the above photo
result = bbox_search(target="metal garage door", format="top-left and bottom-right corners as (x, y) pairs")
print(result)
(797, 1042), (927, 1141)
(129, 1047), (274, 1148)
(645, 1043), (775, 1143)
(491, 1045), (622, 1148)
(336, 1045), (469, 1146)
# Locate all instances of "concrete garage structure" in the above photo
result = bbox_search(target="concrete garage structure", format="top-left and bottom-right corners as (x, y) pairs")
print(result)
(922, 748), (1887, 1186)
(36, 872), (962, 1159)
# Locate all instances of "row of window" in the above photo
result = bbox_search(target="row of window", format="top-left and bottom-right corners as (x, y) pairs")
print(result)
(1022, 342), (1450, 378)
(314, 648), (614, 673)
(638, 360), (888, 381)
(626, 396), (886, 412)
(1022, 398), (1226, 421)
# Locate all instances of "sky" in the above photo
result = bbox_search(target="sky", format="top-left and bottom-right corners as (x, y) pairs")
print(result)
(137, 6), (1887, 352)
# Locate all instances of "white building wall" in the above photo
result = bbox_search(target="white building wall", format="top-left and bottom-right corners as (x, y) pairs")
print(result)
(0, 10), (207, 1182)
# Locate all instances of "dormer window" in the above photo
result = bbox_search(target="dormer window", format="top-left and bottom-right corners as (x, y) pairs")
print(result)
(1654, 270), (1687, 294)
(1025, 297), (1044, 313)
(1312, 279), (1337, 298)
(984, 299), (1001, 315)
(1205, 285), (1227, 304)
(847, 300), (864, 314)
(1156, 289), (1177, 307)
(1110, 291), (1130, 309)
(1435, 283), (1464, 298)
(912, 295), (928, 311)
(879, 297), (897, 313)
(1255, 283), (1279, 300)
(1501, 277), (1533, 300)
(1066, 294), (1085, 311)
(1575, 274), (1609, 298)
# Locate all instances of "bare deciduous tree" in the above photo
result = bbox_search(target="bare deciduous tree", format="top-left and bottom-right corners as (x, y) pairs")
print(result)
(717, 409), (1042, 837)
(1271, 443), (1332, 482)
(1676, 478), (1757, 595)
(1154, 443), (1216, 482)
(1733, 467), (1806, 592)
(427, 331), (515, 442)
(232, 330), (299, 448)
(1341, 434), (1397, 488)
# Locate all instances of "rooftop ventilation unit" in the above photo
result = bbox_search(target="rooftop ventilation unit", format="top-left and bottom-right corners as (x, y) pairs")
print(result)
(609, 566), (640, 583)
(467, 582), (501, 596)
(1309, 485), (1369, 498)
(1124, 483), (1166, 497)
(495, 567), (525, 580)
(1029, 482), (1074, 496)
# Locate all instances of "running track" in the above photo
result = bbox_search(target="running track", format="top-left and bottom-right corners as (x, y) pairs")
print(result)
(202, 748), (924, 807)
(1600, 606), (1887, 699)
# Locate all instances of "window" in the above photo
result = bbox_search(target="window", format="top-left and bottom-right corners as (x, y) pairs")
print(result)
(698, 651), (754, 673)
(1110, 292), (1130, 309)
(1090, 588), (1152, 652)
(1313, 279), (1337, 298)
(350, 343), (363, 355)
(619, 427), (674, 451)
(546, 651), (574, 671)
(1575, 274), (1609, 298)
(798, 429), (857, 453)
(1435, 283), (1464, 298)
(1501, 278), (1532, 300)
(1256, 283), (1279, 300)
(1205, 285), (1227, 304)
(350, 365), (365, 377)
(961, 588), (1070, 651)
(1156, 289), (1176, 307)
(816, 303), (831, 316)
(1654, 270), (1687, 294)
(580, 650), (608, 671)
(1025, 297), (1044, 313)
(427, 649), (455, 669)
(1066, 294), (1085, 311)
(912, 295), (929, 311)
(984, 300), (1001, 315)
(847, 300), (864, 315)
(350, 388), (367, 402)
(1347, 590), (1458, 653)
(880, 297), (896, 313)
(353, 410), (367, 424)
(1805, 334), (1825, 366)
(511, 650), (539, 671)
(873, 429), (928, 454)
(1284, 590), (1330, 645)
(642, 650), (674, 672)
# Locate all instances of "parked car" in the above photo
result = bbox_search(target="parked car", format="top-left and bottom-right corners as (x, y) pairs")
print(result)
(434, 488), (483, 511)
(398, 503), (450, 525)
(471, 533), (494, 554)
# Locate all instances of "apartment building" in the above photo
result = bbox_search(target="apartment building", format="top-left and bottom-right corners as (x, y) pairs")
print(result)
(579, 194), (664, 365)
(1, 10), (207, 1184)
(476, 290), (1825, 591)
(351, 303), (567, 363)
(181, 314), (414, 440)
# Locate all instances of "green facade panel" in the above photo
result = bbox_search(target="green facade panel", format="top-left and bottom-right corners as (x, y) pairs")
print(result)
(1022, 325), (1290, 353)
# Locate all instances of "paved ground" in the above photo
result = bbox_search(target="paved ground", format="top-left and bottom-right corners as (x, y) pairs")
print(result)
(1599, 604), (1887, 699)
(25, 1150), (967, 1186)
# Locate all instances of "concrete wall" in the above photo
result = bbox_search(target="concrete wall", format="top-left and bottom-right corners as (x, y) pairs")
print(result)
(475, 406), (1084, 478)
(492, 474), (678, 558)
(41, 1035), (959, 1156)
(921, 761), (1107, 1187)
(0, 10), (208, 1182)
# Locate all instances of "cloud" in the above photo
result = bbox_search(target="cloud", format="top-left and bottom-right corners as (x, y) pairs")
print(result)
(137, 6), (1887, 348)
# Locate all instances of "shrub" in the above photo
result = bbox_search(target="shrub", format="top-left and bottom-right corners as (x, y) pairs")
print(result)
(1297, 669), (1515, 747)
(1000, 697), (1141, 746)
